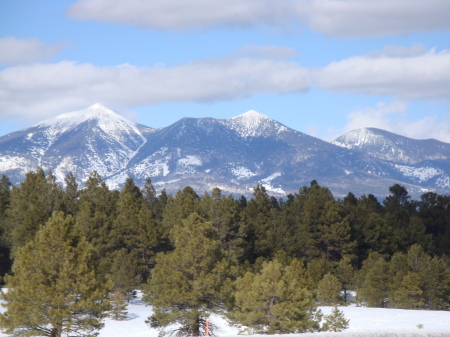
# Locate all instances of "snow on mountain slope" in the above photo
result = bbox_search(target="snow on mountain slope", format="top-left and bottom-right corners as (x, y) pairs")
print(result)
(222, 110), (289, 138)
(0, 104), (152, 185)
(36, 103), (147, 151)
(2, 105), (450, 198)
(333, 128), (450, 165)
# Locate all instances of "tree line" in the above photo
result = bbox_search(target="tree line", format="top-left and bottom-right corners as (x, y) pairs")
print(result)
(0, 169), (449, 336)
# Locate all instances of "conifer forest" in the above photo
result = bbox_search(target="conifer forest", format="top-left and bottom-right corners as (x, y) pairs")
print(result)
(0, 169), (449, 337)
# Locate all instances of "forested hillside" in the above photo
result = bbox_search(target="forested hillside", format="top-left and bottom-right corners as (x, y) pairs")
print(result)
(0, 169), (449, 336)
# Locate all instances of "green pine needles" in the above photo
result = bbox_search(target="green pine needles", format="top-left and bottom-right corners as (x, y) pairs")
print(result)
(0, 211), (112, 337)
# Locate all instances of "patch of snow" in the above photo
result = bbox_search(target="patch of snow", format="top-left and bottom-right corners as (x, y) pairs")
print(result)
(36, 103), (147, 157)
(4, 292), (449, 337)
(261, 183), (285, 195)
(261, 172), (281, 183)
(230, 165), (257, 179)
(224, 110), (287, 138)
(394, 165), (442, 183)
(175, 155), (202, 174)
(154, 179), (180, 186)
(177, 155), (202, 167)
(0, 155), (32, 172)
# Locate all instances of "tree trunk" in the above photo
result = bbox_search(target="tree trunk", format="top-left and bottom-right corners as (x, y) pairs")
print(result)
(50, 324), (62, 337)
(192, 315), (201, 337)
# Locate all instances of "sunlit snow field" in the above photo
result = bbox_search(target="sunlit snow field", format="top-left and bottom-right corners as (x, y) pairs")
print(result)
(1, 291), (449, 337)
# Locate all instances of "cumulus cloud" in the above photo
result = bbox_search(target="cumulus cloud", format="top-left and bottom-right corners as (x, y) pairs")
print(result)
(1, 44), (449, 124)
(0, 58), (311, 122)
(0, 37), (64, 66)
(67, 0), (450, 37)
(67, 0), (288, 30)
(301, 0), (450, 37)
(342, 101), (450, 142)
(318, 48), (450, 102)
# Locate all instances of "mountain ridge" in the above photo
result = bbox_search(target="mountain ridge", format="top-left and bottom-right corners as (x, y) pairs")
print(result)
(1, 104), (449, 198)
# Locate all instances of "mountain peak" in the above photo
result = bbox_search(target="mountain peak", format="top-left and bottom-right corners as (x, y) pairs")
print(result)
(224, 110), (282, 137)
(233, 110), (269, 121)
(37, 103), (130, 129)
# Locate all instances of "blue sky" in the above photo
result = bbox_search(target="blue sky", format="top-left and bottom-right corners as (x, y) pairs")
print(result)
(0, 0), (449, 141)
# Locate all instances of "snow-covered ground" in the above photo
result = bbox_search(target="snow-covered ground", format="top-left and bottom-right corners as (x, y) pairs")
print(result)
(1, 292), (449, 337)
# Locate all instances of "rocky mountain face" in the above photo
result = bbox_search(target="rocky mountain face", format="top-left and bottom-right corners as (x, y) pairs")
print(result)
(1, 104), (449, 198)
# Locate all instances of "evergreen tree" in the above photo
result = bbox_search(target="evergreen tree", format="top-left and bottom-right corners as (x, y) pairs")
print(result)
(391, 272), (424, 309)
(0, 211), (112, 337)
(358, 257), (391, 307)
(316, 272), (342, 306)
(419, 255), (450, 310)
(316, 200), (355, 262)
(74, 171), (117, 269)
(142, 177), (157, 208)
(306, 257), (332, 284)
(160, 186), (202, 245)
(109, 291), (128, 321)
(200, 188), (244, 261)
(240, 185), (278, 262)
(143, 213), (230, 337)
(0, 175), (11, 221)
(110, 177), (160, 282)
(3, 168), (64, 257)
(231, 259), (320, 334)
(0, 175), (12, 278)
(109, 248), (140, 301)
(290, 182), (335, 260)
(418, 192), (450, 256)
(336, 256), (355, 303)
(62, 172), (79, 216)
(322, 306), (349, 332)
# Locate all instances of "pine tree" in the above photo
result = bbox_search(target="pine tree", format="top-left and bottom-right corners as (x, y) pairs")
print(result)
(0, 211), (112, 337)
(316, 200), (355, 262)
(322, 306), (349, 332)
(3, 168), (64, 257)
(358, 257), (391, 307)
(200, 188), (244, 261)
(316, 272), (342, 306)
(109, 248), (140, 301)
(239, 185), (278, 262)
(143, 213), (230, 337)
(0, 175), (12, 277)
(110, 178), (160, 282)
(62, 172), (79, 216)
(160, 186), (202, 245)
(109, 291), (128, 321)
(392, 272), (424, 309)
(74, 171), (117, 271)
(232, 259), (320, 334)
(336, 256), (355, 303)
(306, 257), (332, 284)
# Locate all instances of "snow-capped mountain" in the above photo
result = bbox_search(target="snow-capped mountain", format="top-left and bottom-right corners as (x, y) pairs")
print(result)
(0, 104), (153, 184)
(332, 128), (450, 165)
(332, 128), (450, 193)
(1, 105), (450, 198)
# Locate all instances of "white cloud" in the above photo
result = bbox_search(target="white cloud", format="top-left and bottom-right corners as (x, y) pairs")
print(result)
(67, 0), (450, 37)
(301, 0), (450, 37)
(1, 45), (449, 125)
(67, 0), (288, 30)
(0, 58), (311, 123)
(318, 48), (450, 102)
(0, 37), (64, 66)
(342, 102), (450, 142)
